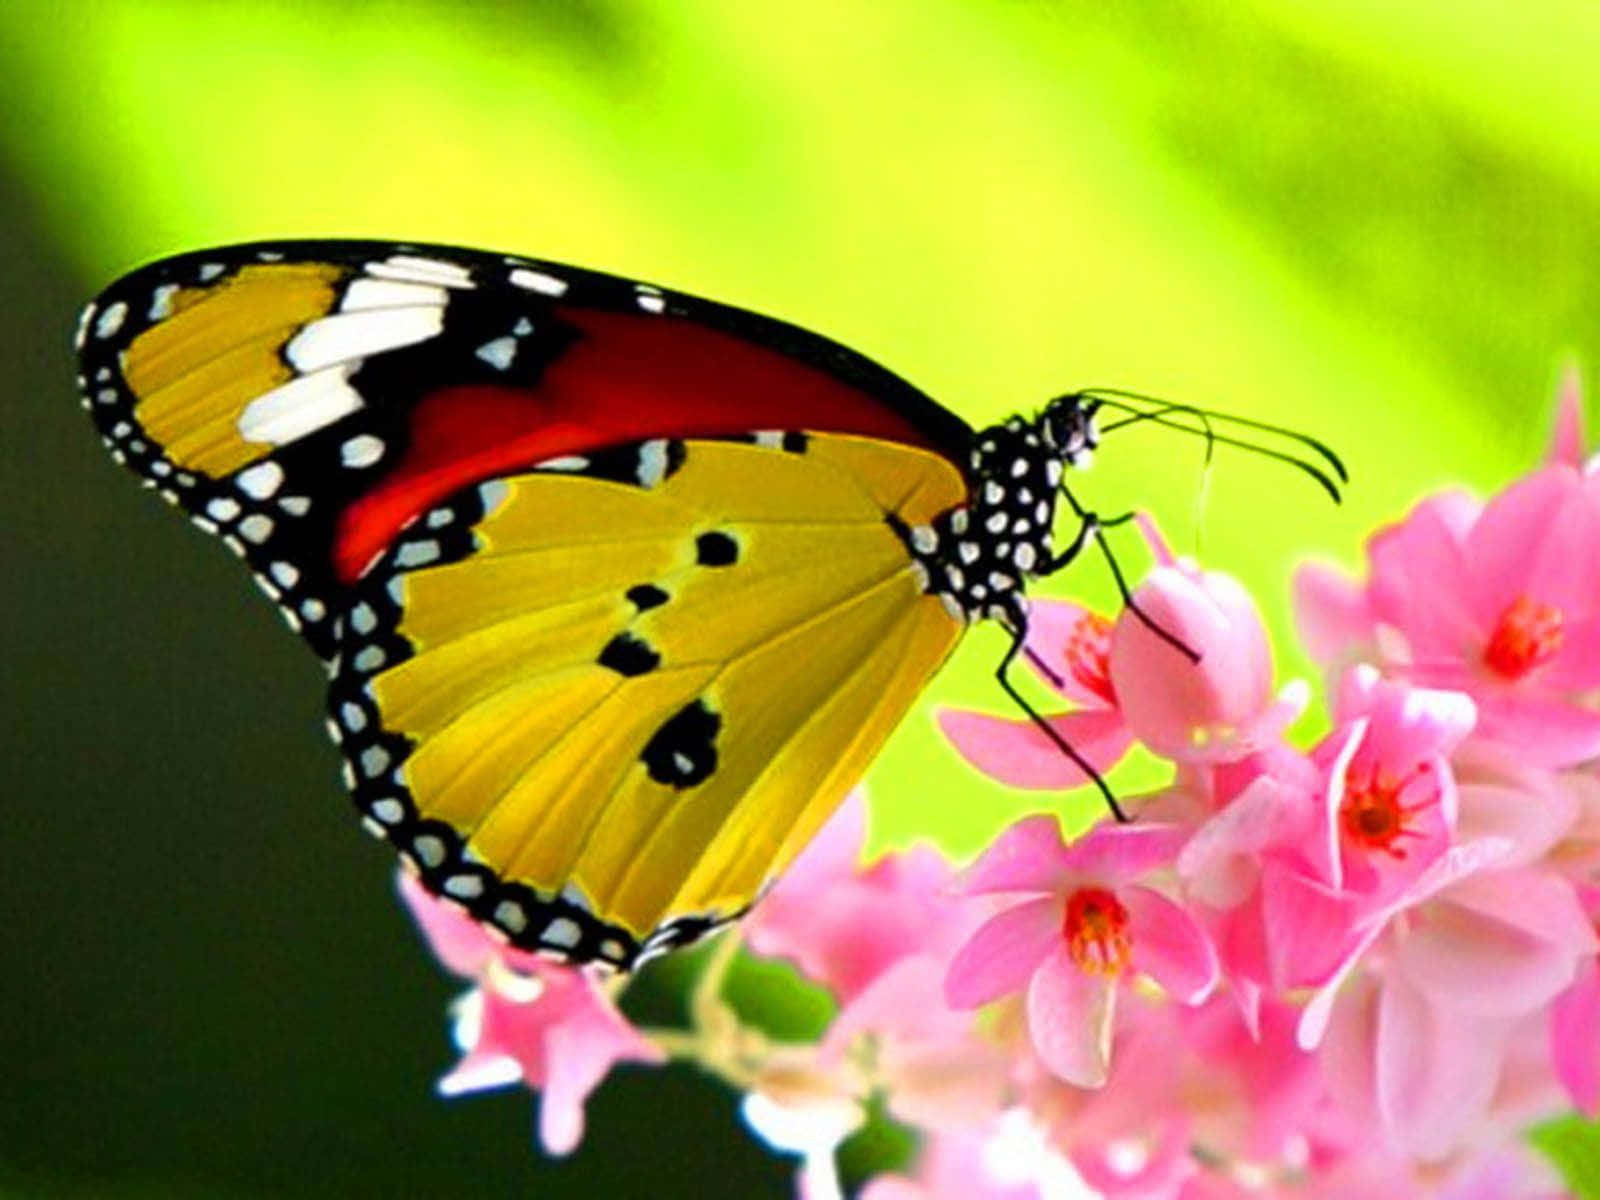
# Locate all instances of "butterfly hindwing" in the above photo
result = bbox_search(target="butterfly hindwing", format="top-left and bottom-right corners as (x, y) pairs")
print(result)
(328, 434), (967, 967)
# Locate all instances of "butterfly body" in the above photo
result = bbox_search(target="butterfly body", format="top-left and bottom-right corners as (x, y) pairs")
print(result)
(76, 240), (1105, 968)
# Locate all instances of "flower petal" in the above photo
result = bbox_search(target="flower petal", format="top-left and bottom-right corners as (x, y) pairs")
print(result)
(396, 869), (503, 979)
(1058, 818), (1190, 881)
(1297, 837), (1514, 1049)
(1292, 560), (1374, 668)
(1177, 775), (1311, 907)
(944, 896), (1060, 1009)
(956, 814), (1072, 895)
(1022, 597), (1117, 706)
(1454, 753), (1577, 870)
(1123, 885), (1216, 1003)
(1395, 869), (1595, 1017)
(1026, 944), (1116, 1087)
(937, 707), (1133, 789)
(1375, 974), (1508, 1162)
(1551, 958), (1600, 1116)
(1472, 692), (1600, 769)
(1466, 467), (1600, 624)
(1109, 564), (1279, 764)
(1365, 494), (1480, 660)
(1260, 862), (1361, 990)
(1545, 364), (1586, 468)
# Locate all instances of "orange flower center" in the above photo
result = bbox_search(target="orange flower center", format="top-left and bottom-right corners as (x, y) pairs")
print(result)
(1062, 886), (1131, 976)
(1339, 760), (1436, 860)
(1484, 594), (1564, 680)
(1065, 612), (1115, 703)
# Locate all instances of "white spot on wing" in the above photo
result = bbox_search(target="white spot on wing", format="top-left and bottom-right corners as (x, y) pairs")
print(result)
(148, 284), (179, 320)
(341, 434), (385, 469)
(237, 364), (363, 446)
(94, 301), (128, 340)
(350, 603), (377, 634)
(543, 917), (582, 949)
(366, 255), (474, 289)
(198, 262), (226, 281)
(395, 540), (440, 568)
(636, 439), (669, 487)
(475, 335), (517, 371)
(285, 307), (444, 372)
(340, 278), (449, 311)
(494, 900), (528, 933)
(239, 514), (274, 543)
(235, 460), (284, 499)
(74, 303), (95, 349)
(508, 267), (568, 296)
(537, 455), (589, 471)
(636, 293), (666, 314)
(478, 480), (510, 512)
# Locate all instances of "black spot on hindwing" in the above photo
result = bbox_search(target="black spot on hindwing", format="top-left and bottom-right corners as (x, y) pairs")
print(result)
(642, 699), (721, 788)
(626, 583), (669, 610)
(598, 631), (660, 676)
(695, 530), (739, 566)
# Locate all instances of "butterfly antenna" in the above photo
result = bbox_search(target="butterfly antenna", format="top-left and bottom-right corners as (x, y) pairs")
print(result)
(1081, 388), (1346, 503)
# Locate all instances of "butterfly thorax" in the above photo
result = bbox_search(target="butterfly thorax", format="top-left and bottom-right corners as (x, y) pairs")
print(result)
(898, 395), (1099, 624)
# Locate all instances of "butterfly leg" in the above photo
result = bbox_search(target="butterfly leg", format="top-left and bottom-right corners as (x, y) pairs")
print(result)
(992, 594), (1129, 823)
(1046, 488), (1199, 665)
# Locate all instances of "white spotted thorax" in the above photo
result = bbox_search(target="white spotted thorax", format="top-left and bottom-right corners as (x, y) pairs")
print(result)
(898, 395), (1099, 624)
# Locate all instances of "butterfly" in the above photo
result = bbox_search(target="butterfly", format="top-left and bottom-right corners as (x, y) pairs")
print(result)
(74, 240), (1344, 970)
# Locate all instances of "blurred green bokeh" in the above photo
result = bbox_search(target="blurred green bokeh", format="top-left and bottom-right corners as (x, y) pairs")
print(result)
(3, 0), (1598, 1194)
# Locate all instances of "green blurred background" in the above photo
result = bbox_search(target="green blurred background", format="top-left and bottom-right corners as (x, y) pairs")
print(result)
(3, 0), (1598, 1194)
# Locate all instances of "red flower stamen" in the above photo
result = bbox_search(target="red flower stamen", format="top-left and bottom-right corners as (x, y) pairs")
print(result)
(1065, 612), (1115, 704)
(1062, 886), (1131, 976)
(1339, 759), (1437, 860)
(1484, 594), (1564, 680)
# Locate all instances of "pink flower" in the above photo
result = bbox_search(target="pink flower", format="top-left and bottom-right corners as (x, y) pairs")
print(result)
(1548, 882), (1600, 1115)
(743, 790), (977, 1002)
(1178, 671), (1477, 1017)
(937, 598), (1135, 789)
(1110, 554), (1308, 765)
(1303, 850), (1594, 1159)
(1031, 993), (1320, 1196)
(940, 521), (1306, 789)
(944, 816), (1216, 1087)
(1294, 378), (1600, 768)
(397, 871), (663, 1155)
(1315, 667), (1476, 899)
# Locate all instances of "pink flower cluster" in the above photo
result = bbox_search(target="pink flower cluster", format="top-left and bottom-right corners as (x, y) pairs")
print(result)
(397, 378), (1600, 1197)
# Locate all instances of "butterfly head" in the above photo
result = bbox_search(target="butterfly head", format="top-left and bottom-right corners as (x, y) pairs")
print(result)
(1038, 392), (1101, 469)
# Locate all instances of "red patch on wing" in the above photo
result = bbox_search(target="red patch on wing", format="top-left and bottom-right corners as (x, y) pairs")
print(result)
(332, 310), (957, 581)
